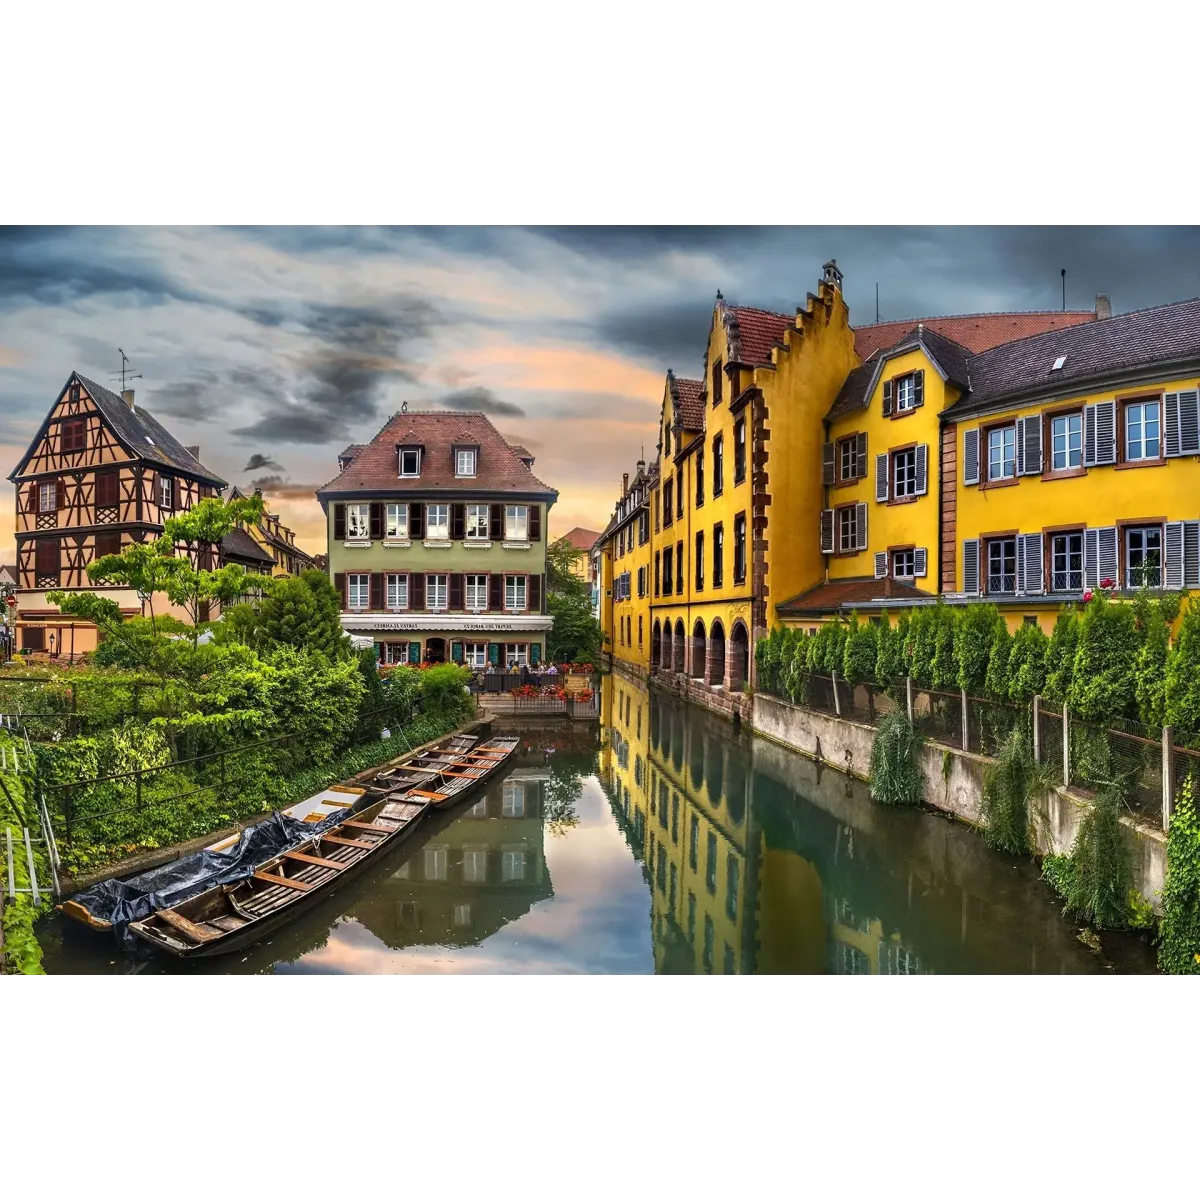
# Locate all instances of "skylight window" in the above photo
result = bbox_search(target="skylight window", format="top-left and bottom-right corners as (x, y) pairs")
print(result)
(145, 436), (155, 445)
(1051, 356), (1067, 371)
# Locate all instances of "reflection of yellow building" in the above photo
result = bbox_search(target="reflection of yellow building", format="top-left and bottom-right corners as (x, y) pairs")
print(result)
(596, 463), (654, 677)
(826, 889), (927, 975)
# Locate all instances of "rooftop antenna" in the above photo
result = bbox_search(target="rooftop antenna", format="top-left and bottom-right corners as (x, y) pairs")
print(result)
(1061, 268), (1066, 312)
(875, 282), (879, 323)
(109, 348), (142, 392)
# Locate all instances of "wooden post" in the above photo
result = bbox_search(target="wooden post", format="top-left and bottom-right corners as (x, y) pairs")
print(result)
(906, 675), (914, 723)
(1032, 695), (1042, 764)
(1062, 702), (1071, 787)
(831, 670), (842, 717)
(1163, 725), (1175, 832)
(961, 688), (969, 752)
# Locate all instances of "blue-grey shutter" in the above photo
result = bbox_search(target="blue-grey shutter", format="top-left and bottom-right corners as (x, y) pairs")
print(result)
(963, 428), (980, 486)
(1021, 533), (1044, 595)
(1165, 394), (1182, 458)
(1165, 391), (1200, 457)
(855, 502), (868, 552)
(875, 453), (889, 502)
(874, 551), (888, 580)
(882, 380), (893, 417)
(914, 443), (928, 496)
(914, 547), (928, 577)
(1165, 521), (1185, 589)
(1084, 527), (1100, 588)
(1186, 521), (1200, 589)
(1097, 526), (1118, 585)
(1085, 401), (1117, 466)
(822, 442), (835, 485)
(962, 539), (980, 596)
(820, 509), (834, 555)
(1019, 415), (1042, 475)
(856, 432), (868, 479)
(913, 370), (924, 408)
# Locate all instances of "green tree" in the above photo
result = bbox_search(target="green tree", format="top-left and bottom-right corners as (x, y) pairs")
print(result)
(1135, 605), (1171, 729)
(955, 603), (1003, 694)
(1043, 609), (1080, 708)
(547, 590), (601, 663)
(1068, 593), (1139, 722)
(1006, 621), (1049, 703)
(874, 611), (906, 683)
(983, 620), (1012, 699)
(1159, 777), (1200, 974)
(547, 537), (590, 601)
(841, 613), (878, 686)
(1166, 599), (1200, 742)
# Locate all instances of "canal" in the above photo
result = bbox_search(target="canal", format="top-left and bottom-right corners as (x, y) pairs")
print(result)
(40, 673), (1157, 974)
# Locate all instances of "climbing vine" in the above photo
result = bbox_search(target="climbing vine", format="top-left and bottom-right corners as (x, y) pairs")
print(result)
(1159, 775), (1200, 973)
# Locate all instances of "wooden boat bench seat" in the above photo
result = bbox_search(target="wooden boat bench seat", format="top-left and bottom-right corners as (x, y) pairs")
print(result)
(322, 834), (375, 850)
(253, 871), (313, 891)
(341, 819), (398, 834)
(283, 850), (346, 871)
(157, 907), (224, 944)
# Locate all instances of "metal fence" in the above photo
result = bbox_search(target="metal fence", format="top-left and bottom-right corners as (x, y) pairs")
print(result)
(911, 686), (965, 750)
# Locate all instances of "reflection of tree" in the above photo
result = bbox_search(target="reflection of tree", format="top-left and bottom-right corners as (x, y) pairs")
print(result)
(542, 758), (584, 838)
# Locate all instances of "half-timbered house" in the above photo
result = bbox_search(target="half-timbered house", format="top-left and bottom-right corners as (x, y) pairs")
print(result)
(7, 372), (227, 657)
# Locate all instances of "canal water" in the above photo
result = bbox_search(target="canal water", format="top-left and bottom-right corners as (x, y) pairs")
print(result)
(40, 673), (1157, 974)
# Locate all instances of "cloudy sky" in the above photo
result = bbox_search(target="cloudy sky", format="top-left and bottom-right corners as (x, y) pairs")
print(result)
(3, 226), (1200, 561)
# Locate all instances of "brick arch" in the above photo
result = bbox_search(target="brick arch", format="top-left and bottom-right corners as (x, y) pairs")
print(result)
(691, 617), (706, 679)
(673, 617), (685, 673)
(729, 619), (750, 692)
(707, 618), (727, 686)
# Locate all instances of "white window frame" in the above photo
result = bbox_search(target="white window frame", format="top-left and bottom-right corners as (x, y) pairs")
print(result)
(381, 640), (409, 664)
(455, 448), (477, 477)
(838, 505), (857, 553)
(505, 574), (527, 611)
(399, 447), (422, 477)
(464, 641), (488, 668)
(465, 574), (488, 611)
(1125, 400), (1161, 462)
(385, 502), (408, 539)
(424, 845), (447, 881)
(452, 903), (472, 927)
(345, 503), (371, 540)
(988, 426), (1016, 481)
(385, 573), (409, 611)
(38, 481), (56, 512)
(505, 642), (529, 668)
(893, 447), (917, 498)
(425, 503), (450, 541)
(426, 573), (448, 611)
(502, 781), (526, 818)
(895, 374), (916, 412)
(839, 437), (855, 481)
(159, 474), (173, 510)
(505, 504), (529, 541)
(502, 849), (527, 882)
(1051, 413), (1083, 471)
(1051, 532), (1084, 592)
(347, 573), (370, 610)
(987, 537), (1018, 594)
(892, 549), (916, 579)
(462, 848), (488, 883)
(1125, 525), (1163, 588)
(466, 504), (490, 540)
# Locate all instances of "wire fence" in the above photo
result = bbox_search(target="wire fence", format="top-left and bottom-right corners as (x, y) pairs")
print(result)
(911, 687), (965, 750)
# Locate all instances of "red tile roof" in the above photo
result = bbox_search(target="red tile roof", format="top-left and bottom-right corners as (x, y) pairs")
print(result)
(725, 305), (794, 365)
(670, 374), (704, 429)
(852, 311), (1095, 361)
(556, 526), (602, 552)
(316, 411), (557, 497)
(776, 576), (934, 615)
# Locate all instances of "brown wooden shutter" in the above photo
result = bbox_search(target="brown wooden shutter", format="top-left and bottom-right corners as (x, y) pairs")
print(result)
(369, 503), (383, 540)
(25, 483), (36, 512)
(409, 503), (424, 540)
(333, 572), (346, 610)
(882, 380), (893, 417)
(410, 573), (425, 610)
(449, 572), (463, 610)
(370, 572), (384, 609)
(489, 572), (503, 611)
(451, 503), (465, 540)
(529, 504), (541, 541)
(821, 442), (835, 485)
(334, 504), (345, 541)
(856, 432), (868, 479)
(490, 503), (504, 540)
(529, 574), (542, 613)
(913, 370), (924, 408)
(56, 479), (65, 510)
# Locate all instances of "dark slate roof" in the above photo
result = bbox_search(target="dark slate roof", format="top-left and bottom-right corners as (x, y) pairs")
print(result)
(776, 576), (934, 615)
(852, 310), (1095, 360)
(78, 375), (227, 485)
(943, 296), (1200, 418)
(220, 527), (276, 566)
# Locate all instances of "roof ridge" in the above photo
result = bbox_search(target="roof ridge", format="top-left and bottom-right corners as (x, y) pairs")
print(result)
(854, 308), (1095, 328)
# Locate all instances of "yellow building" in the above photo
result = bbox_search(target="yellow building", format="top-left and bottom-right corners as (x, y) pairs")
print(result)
(596, 459), (655, 677)
(228, 486), (315, 577)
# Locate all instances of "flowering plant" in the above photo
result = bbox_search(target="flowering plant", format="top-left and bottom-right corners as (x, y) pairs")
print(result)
(1082, 590), (1094, 603)
(1099, 577), (1116, 592)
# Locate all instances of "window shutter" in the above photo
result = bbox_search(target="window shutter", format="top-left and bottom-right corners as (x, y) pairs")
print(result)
(1165, 391), (1200, 456)
(1099, 526), (1118, 584)
(409, 503), (424, 540)
(874, 551), (888, 580)
(914, 547), (928, 577)
(820, 509), (834, 555)
(490, 503), (504, 540)
(882, 380), (893, 417)
(370, 572), (384, 609)
(855, 502), (867, 552)
(488, 572), (503, 611)
(915, 443), (928, 496)
(913, 370), (924, 408)
(529, 574), (542, 613)
(875, 453), (889, 502)
(529, 504), (541, 541)
(333, 572), (346, 610)
(856, 432), (868, 479)
(962, 539), (980, 596)
(1165, 521), (1185, 589)
(368, 503), (382, 540)
(1021, 414), (1043, 475)
(1085, 400), (1117, 466)
(333, 503), (345, 541)
(1087, 526), (1118, 586)
(822, 442), (835, 486)
(56, 479), (65, 510)
(1165, 393), (1182, 458)
(1084, 527), (1100, 588)
(450, 503), (465, 540)
(410, 573), (425, 610)
(451, 641), (464, 664)
(1186, 521), (1200, 589)
(1022, 533), (1044, 595)
(24, 483), (36, 512)
(488, 642), (501, 666)
(449, 572), (463, 610)
(530, 642), (542, 666)
(963, 428), (980, 486)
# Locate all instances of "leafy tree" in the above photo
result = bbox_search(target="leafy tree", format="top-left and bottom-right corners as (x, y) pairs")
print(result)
(841, 613), (877, 686)
(1006, 622), (1049, 703)
(983, 620), (1012, 699)
(547, 538), (590, 602)
(1068, 593), (1139, 722)
(1135, 605), (1171, 729)
(1158, 776), (1200, 974)
(1166, 598), (1200, 743)
(874, 611), (906, 683)
(955, 603), (1003, 695)
(547, 590), (601, 663)
(419, 664), (475, 723)
(217, 570), (350, 658)
(1043, 609), (1080, 708)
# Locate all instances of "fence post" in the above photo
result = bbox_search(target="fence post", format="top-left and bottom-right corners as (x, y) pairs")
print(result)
(1032, 695), (1042, 764)
(1162, 725), (1175, 832)
(961, 688), (969, 752)
(1062, 702), (1071, 787)
(906, 675), (914, 723)
(831, 670), (842, 717)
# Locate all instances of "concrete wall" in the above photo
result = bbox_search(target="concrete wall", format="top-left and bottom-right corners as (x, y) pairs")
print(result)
(752, 691), (1168, 910)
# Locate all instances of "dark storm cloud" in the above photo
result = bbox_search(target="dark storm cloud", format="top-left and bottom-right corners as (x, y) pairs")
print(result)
(249, 473), (284, 490)
(594, 297), (717, 372)
(243, 453), (283, 472)
(150, 366), (290, 421)
(437, 386), (525, 417)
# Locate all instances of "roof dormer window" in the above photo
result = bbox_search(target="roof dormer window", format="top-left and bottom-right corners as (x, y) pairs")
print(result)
(455, 447), (477, 477)
(399, 445), (422, 477)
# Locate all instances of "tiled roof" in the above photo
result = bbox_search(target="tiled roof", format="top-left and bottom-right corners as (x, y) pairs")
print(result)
(338, 443), (367, 461)
(776, 576), (934, 616)
(943, 296), (1200, 418)
(852, 310), (1095, 360)
(77, 375), (227, 485)
(725, 305), (794, 366)
(669, 373), (704, 430)
(220, 526), (275, 566)
(556, 526), (602, 552)
(316, 410), (558, 498)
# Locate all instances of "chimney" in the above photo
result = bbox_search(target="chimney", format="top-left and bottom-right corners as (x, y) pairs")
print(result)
(185, 445), (200, 460)
(121, 388), (135, 409)
(1095, 293), (1112, 320)
(622, 472), (629, 495)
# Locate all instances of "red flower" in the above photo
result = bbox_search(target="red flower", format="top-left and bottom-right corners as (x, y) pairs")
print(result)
(1100, 578), (1115, 590)
(1082, 589), (1094, 602)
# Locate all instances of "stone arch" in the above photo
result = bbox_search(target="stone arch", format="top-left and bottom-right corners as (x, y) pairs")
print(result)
(708, 619), (727, 687)
(651, 619), (662, 673)
(673, 618), (686, 673)
(729, 620), (750, 692)
(691, 618), (707, 680)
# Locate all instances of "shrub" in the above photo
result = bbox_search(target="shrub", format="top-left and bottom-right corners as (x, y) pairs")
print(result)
(1068, 594), (1139, 722)
(1135, 608), (1171, 729)
(1165, 598), (1200, 743)
(875, 610), (906, 684)
(869, 711), (925, 806)
(1159, 775), (1200, 974)
(757, 626), (786, 695)
(1043, 609), (1080, 708)
(930, 605), (959, 690)
(841, 613), (878, 686)
(1058, 786), (1135, 929)
(983, 620), (1012, 700)
(980, 729), (1045, 855)
(955, 603), (1004, 695)
(419, 663), (475, 723)
(1006, 622), (1049, 704)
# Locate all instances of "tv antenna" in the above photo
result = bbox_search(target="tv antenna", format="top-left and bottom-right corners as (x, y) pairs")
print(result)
(109, 348), (142, 392)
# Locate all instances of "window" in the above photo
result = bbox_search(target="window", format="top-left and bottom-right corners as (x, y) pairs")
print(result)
(502, 849), (526, 882)
(733, 514), (747, 583)
(669, 862), (677, 909)
(893, 447), (917, 498)
(399, 446), (421, 476)
(734, 418), (746, 483)
(725, 854), (739, 920)
(695, 531), (704, 590)
(895, 373), (917, 412)
(159, 474), (174, 510)
(1050, 412), (1083, 471)
(705, 831), (717, 895)
(505, 505), (528, 540)
(695, 447), (705, 506)
(892, 548), (916, 579)
(638, 616), (643, 647)
(712, 357), (723, 406)
(453, 904), (472, 927)
(95, 531), (121, 559)
(662, 547), (673, 594)
(505, 575), (527, 610)
(1126, 525), (1163, 587)
(455, 502), (484, 542)
(427, 573), (448, 610)
(465, 574), (488, 610)
(987, 537), (1017, 594)
(713, 524), (724, 587)
(347, 573), (370, 609)
(345, 503), (370, 539)
(505, 643), (530, 668)
(675, 541), (684, 595)
(839, 436), (855, 481)
(838, 505), (858, 553)
(689, 815), (698, 870)
(61, 418), (85, 452)
(460, 641), (487, 669)
(713, 435), (724, 496)
(1125, 400), (1161, 461)
(1051, 532), (1083, 591)
(654, 551), (660, 597)
(380, 641), (409, 664)
(662, 480), (673, 527)
(385, 573), (409, 610)
(424, 846), (447, 881)
(38, 481), (56, 513)
(455, 448), (476, 476)
(95, 471), (119, 508)
(462, 848), (488, 883)
(502, 781), (526, 817)
(702, 916), (715, 974)
(675, 471), (683, 521)
(385, 503), (408, 539)
(988, 426), (1016, 481)
(426, 503), (449, 540)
